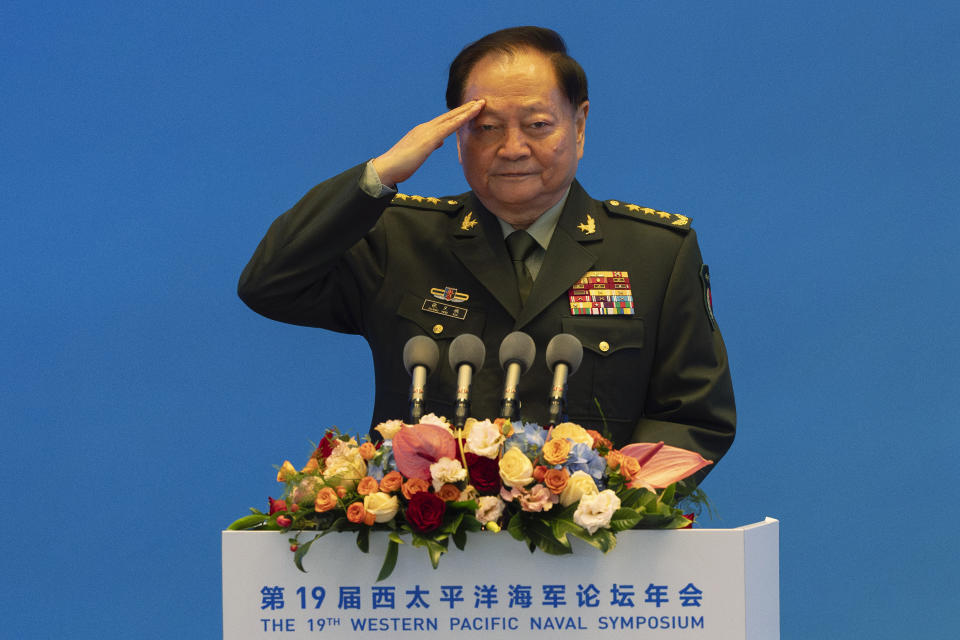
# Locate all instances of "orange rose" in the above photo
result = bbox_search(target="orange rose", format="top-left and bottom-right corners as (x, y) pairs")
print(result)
(346, 501), (374, 525)
(314, 487), (338, 513)
(357, 476), (379, 496)
(542, 438), (571, 465)
(436, 483), (461, 502)
(620, 456), (641, 481)
(379, 471), (403, 493)
(533, 465), (548, 482)
(543, 468), (570, 494)
(586, 429), (612, 451)
(605, 450), (624, 470)
(335, 485), (348, 498)
(358, 442), (377, 461)
(402, 478), (430, 500)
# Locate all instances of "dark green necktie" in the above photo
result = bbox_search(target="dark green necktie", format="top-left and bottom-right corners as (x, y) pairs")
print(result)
(506, 230), (537, 304)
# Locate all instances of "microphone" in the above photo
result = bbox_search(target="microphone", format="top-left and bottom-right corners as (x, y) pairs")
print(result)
(448, 334), (486, 430)
(498, 331), (536, 421)
(402, 336), (440, 424)
(545, 334), (583, 426)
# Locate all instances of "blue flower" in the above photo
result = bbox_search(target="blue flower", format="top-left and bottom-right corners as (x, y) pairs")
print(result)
(504, 421), (548, 459)
(563, 442), (606, 489)
(366, 442), (395, 481)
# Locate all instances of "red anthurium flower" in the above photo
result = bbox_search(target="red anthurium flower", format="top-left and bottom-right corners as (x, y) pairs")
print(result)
(268, 497), (287, 514)
(392, 423), (457, 481)
(619, 442), (712, 491)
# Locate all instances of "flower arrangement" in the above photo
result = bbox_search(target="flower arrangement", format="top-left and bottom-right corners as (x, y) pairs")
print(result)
(228, 415), (712, 581)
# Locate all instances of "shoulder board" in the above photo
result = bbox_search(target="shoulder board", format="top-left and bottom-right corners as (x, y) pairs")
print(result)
(603, 199), (691, 231)
(391, 192), (464, 213)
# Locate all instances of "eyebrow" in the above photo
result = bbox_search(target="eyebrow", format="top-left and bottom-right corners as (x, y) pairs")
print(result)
(477, 102), (557, 118)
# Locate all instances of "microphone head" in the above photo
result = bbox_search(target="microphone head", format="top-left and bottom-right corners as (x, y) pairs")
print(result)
(545, 333), (584, 376)
(448, 333), (486, 372)
(498, 331), (536, 373)
(402, 336), (440, 375)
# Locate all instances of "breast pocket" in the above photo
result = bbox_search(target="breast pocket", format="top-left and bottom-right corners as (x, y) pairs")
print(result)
(560, 316), (647, 424)
(397, 292), (487, 342)
(395, 292), (487, 412)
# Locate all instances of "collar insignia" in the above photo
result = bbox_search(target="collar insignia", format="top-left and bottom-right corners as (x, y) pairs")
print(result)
(460, 211), (478, 231)
(577, 214), (596, 235)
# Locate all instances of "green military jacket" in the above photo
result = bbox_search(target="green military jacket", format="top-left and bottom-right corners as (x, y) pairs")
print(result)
(239, 163), (735, 478)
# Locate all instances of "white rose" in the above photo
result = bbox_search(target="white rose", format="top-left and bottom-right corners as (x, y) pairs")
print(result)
(559, 470), (599, 507)
(475, 496), (506, 524)
(429, 457), (467, 491)
(464, 419), (504, 458)
(418, 413), (453, 431)
(498, 446), (534, 488)
(374, 419), (404, 441)
(573, 489), (621, 534)
(323, 441), (367, 487)
(363, 492), (399, 523)
(549, 422), (593, 446)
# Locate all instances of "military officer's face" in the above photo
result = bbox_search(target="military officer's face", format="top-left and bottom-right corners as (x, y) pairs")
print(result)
(457, 48), (588, 227)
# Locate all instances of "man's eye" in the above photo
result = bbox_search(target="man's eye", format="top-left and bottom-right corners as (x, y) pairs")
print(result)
(529, 121), (550, 129)
(475, 123), (498, 132)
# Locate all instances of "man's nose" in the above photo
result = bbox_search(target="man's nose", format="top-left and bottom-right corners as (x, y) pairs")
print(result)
(497, 126), (531, 159)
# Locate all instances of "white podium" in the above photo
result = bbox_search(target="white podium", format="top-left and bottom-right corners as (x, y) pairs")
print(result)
(222, 517), (778, 639)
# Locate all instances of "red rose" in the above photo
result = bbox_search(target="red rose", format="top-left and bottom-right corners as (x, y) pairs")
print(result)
(405, 491), (446, 533)
(465, 453), (501, 495)
(268, 497), (287, 514)
(314, 430), (339, 460)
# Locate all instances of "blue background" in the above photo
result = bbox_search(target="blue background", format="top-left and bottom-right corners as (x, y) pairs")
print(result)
(2, 1), (957, 637)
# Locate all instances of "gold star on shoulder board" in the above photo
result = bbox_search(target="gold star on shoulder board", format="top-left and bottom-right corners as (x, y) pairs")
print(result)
(461, 211), (478, 231)
(409, 195), (424, 202)
(672, 214), (690, 226)
(577, 214), (596, 235)
(426, 197), (440, 204)
(626, 204), (641, 212)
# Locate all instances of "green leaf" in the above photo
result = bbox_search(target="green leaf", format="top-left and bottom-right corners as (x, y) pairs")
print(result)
(441, 511), (465, 535)
(293, 534), (321, 572)
(572, 527), (616, 553)
(525, 517), (572, 555)
(549, 516), (586, 545)
(388, 531), (405, 546)
(227, 514), (269, 530)
(608, 508), (643, 532)
(424, 538), (447, 569)
(617, 488), (646, 510)
(506, 514), (527, 542)
(660, 483), (676, 506)
(356, 527), (370, 553)
(452, 528), (467, 551)
(376, 539), (399, 582)
(460, 515), (483, 533)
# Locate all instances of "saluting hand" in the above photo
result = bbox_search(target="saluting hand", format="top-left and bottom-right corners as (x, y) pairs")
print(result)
(371, 100), (485, 188)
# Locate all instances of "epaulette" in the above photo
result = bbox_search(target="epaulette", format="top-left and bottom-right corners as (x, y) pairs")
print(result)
(391, 192), (464, 213)
(603, 199), (691, 231)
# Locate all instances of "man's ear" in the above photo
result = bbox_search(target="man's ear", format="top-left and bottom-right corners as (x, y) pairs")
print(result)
(575, 100), (589, 158)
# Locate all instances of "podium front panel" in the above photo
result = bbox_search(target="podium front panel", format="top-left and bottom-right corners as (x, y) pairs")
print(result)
(223, 517), (778, 639)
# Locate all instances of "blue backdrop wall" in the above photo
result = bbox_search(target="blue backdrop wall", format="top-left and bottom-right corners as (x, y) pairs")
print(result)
(2, 1), (958, 637)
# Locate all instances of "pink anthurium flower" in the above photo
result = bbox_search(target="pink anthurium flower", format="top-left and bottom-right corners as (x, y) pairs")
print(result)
(619, 441), (712, 491)
(392, 423), (457, 481)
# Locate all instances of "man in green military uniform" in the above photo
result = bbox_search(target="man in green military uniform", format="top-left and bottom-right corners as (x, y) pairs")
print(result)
(238, 26), (735, 480)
